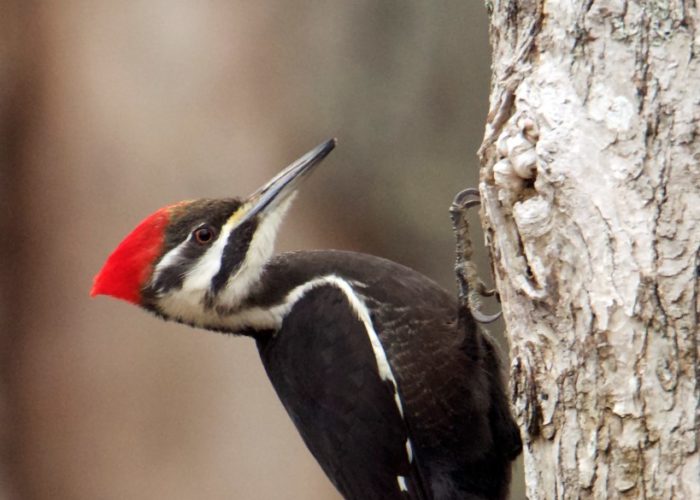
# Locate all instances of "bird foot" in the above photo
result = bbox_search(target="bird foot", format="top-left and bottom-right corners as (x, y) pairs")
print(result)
(450, 188), (501, 324)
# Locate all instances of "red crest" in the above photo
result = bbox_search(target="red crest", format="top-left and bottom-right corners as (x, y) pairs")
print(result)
(91, 206), (174, 304)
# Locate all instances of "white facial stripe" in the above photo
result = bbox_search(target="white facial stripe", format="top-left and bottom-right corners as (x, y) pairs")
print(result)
(153, 196), (296, 327)
(152, 237), (190, 288)
(152, 208), (240, 296)
(216, 194), (296, 306)
(181, 214), (239, 293)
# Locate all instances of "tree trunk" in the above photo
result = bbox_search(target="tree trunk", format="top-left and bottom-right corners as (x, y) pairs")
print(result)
(478, 1), (699, 498)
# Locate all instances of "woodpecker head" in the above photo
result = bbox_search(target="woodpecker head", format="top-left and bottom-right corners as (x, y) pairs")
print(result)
(92, 139), (335, 330)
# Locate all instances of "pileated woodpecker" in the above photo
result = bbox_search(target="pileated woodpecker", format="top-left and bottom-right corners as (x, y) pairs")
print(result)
(92, 139), (522, 500)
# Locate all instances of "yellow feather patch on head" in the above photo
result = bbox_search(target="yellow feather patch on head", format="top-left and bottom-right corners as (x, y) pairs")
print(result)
(224, 202), (252, 228)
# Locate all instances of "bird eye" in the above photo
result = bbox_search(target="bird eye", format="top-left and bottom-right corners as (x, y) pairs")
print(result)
(193, 225), (216, 245)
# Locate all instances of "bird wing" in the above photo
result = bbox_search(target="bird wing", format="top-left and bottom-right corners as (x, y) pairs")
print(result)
(258, 282), (431, 500)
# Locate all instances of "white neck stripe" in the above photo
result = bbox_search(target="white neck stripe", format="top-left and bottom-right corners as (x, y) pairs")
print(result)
(219, 274), (415, 466)
(222, 275), (403, 397)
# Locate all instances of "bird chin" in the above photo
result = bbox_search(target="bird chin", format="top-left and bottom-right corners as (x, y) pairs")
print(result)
(155, 289), (226, 330)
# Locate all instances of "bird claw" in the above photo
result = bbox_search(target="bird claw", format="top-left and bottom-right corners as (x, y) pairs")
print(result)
(470, 308), (502, 324)
(450, 188), (481, 212)
(479, 287), (498, 298)
(450, 188), (502, 325)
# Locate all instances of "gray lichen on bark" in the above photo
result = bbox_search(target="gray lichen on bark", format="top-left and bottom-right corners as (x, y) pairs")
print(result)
(479, 1), (699, 498)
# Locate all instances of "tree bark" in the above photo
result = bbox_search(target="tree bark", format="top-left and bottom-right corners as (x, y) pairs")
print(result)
(479, 1), (699, 498)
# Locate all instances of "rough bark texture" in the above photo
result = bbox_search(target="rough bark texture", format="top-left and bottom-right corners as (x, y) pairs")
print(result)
(479, 1), (699, 498)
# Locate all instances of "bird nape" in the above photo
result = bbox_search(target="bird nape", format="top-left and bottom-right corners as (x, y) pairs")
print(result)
(91, 138), (523, 500)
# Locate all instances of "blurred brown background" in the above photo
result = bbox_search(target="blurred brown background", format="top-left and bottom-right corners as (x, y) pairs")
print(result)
(1, 2), (523, 499)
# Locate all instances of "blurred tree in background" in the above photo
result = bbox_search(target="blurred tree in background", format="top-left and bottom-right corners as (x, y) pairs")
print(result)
(1, 2), (522, 499)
